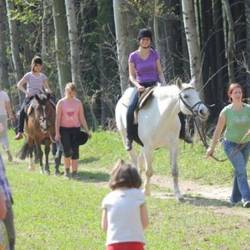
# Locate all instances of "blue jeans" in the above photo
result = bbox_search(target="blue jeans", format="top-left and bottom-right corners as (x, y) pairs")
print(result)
(223, 139), (250, 203)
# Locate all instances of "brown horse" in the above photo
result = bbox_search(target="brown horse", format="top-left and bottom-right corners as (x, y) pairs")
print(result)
(18, 92), (56, 174)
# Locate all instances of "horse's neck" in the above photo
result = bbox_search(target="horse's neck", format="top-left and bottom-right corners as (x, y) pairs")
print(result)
(153, 85), (181, 117)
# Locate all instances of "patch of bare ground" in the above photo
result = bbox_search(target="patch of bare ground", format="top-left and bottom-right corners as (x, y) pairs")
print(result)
(151, 175), (250, 219)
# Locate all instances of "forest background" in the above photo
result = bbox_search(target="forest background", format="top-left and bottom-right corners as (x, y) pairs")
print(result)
(0, 0), (250, 130)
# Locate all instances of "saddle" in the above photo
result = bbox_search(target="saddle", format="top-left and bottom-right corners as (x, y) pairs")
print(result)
(123, 86), (155, 147)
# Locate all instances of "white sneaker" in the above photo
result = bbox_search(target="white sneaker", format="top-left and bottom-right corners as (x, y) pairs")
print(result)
(243, 200), (250, 208)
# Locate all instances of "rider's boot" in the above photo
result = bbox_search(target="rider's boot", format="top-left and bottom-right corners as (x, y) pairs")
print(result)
(15, 132), (23, 140)
(125, 138), (132, 151)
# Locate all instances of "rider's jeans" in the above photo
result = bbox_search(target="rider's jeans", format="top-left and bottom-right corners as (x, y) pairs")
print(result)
(223, 139), (250, 203)
(126, 90), (139, 140)
(18, 97), (32, 133)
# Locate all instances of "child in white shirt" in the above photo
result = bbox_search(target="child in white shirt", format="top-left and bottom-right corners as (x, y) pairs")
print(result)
(101, 160), (149, 250)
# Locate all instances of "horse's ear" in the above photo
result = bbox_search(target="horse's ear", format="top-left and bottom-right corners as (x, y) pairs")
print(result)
(176, 77), (182, 89)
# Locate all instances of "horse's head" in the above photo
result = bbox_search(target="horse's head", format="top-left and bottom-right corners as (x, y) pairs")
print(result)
(177, 79), (209, 121)
(33, 92), (55, 133)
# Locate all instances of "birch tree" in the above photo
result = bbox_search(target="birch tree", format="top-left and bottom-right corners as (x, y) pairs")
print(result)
(53, 0), (71, 96)
(182, 0), (203, 93)
(41, 0), (51, 61)
(0, 0), (9, 88)
(64, 0), (81, 88)
(222, 0), (235, 83)
(245, 0), (250, 97)
(5, 0), (23, 82)
(113, 0), (136, 93)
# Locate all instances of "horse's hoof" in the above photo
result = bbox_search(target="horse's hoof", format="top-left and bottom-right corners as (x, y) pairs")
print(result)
(45, 170), (50, 176)
(176, 196), (184, 202)
(54, 170), (61, 176)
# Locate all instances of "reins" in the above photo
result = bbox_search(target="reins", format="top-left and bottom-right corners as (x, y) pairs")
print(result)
(179, 88), (228, 162)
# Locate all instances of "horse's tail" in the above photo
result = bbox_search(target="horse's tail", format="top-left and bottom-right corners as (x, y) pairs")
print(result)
(17, 141), (32, 160)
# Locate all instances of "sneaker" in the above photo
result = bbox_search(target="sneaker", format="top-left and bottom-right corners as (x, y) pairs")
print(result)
(125, 138), (132, 151)
(15, 132), (23, 140)
(243, 200), (250, 208)
(71, 171), (80, 179)
(64, 169), (71, 179)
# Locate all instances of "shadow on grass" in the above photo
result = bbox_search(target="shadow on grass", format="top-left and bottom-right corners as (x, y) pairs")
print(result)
(78, 157), (100, 164)
(183, 194), (231, 207)
(72, 170), (110, 183)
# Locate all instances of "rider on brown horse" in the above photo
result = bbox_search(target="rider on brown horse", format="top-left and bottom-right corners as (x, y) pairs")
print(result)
(15, 56), (52, 140)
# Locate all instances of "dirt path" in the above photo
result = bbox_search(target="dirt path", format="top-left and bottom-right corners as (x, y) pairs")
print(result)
(151, 175), (250, 219)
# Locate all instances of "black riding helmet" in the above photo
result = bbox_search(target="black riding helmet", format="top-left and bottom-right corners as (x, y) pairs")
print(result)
(137, 28), (153, 41)
(32, 56), (43, 65)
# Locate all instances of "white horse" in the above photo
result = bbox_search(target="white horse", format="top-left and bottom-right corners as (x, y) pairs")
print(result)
(115, 78), (209, 200)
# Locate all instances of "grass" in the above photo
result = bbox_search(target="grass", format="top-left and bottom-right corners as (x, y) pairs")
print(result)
(1, 130), (250, 249)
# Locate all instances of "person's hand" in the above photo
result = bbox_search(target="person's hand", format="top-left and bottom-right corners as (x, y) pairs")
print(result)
(137, 85), (145, 92)
(26, 92), (32, 98)
(55, 133), (61, 142)
(87, 132), (92, 139)
(206, 147), (214, 158)
(45, 88), (52, 94)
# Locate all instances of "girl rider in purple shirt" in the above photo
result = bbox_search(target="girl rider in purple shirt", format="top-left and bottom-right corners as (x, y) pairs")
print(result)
(125, 28), (166, 151)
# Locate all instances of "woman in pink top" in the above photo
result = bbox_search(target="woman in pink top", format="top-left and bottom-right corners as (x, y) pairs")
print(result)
(55, 82), (90, 178)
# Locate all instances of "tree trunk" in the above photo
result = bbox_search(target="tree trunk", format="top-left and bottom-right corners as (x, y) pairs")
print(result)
(181, 0), (203, 94)
(0, 0), (9, 89)
(222, 0), (235, 83)
(64, 0), (81, 88)
(52, 0), (71, 97)
(5, 0), (23, 104)
(5, 0), (23, 82)
(113, 0), (136, 93)
(42, 0), (51, 62)
(245, 0), (250, 97)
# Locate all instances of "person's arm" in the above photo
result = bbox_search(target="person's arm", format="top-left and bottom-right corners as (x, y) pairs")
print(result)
(17, 77), (28, 96)
(101, 208), (108, 231)
(206, 112), (226, 157)
(0, 188), (7, 220)
(79, 102), (90, 134)
(55, 101), (62, 141)
(5, 100), (15, 121)
(140, 203), (149, 229)
(43, 79), (52, 93)
(129, 62), (145, 92)
(156, 59), (166, 85)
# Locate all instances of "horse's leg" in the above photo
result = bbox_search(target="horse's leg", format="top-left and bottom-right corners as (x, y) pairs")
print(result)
(137, 152), (145, 176)
(44, 143), (50, 175)
(142, 148), (153, 196)
(28, 146), (35, 171)
(128, 149), (137, 166)
(54, 147), (62, 176)
(36, 144), (44, 174)
(170, 146), (183, 201)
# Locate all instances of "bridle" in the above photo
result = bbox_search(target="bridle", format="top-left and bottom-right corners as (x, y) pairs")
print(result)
(179, 87), (227, 162)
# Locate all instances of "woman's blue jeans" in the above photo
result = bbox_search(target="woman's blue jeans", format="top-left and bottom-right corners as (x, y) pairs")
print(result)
(223, 140), (250, 203)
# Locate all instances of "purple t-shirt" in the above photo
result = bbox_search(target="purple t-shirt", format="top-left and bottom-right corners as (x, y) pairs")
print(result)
(23, 71), (47, 96)
(129, 48), (159, 84)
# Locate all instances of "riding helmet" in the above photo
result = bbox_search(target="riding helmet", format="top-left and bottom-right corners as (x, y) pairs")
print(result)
(137, 28), (153, 41)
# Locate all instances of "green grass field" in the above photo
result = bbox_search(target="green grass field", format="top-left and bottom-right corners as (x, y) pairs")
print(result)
(2, 130), (250, 250)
